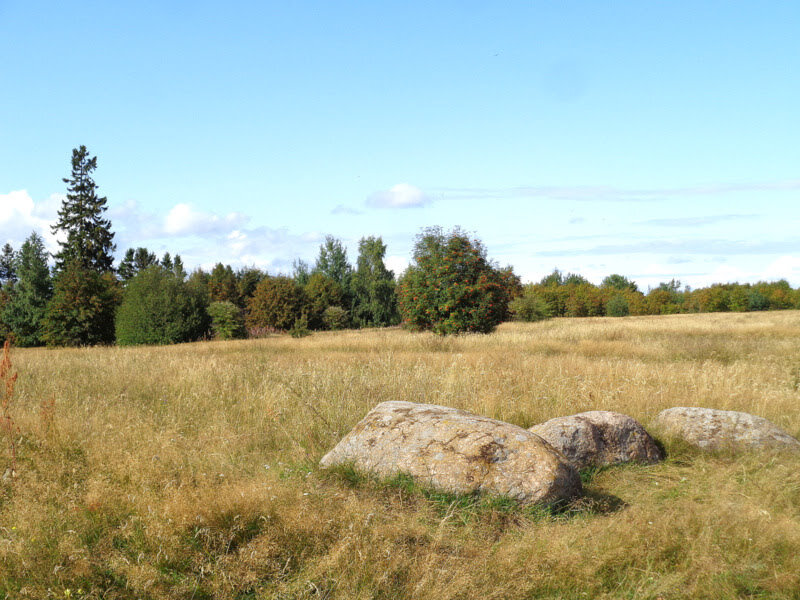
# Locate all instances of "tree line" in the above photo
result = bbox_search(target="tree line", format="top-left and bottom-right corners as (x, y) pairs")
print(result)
(2, 146), (799, 346)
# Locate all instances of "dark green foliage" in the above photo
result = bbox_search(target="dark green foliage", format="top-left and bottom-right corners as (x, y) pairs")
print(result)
(606, 293), (630, 317)
(42, 263), (118, 346)
(322, 305), (349, 330)
(314, 236), (353, 293)
(118, 247), (158, 281)
(2, 232), (52, 346)
(186, 268), (210, 303)
(0, 243), (16, 285)
(292, 259), (311, 286)
(350, 236), (399, 328)
(397, 227), (513, 335)
(747, 288), (770, 311)
(208, 263), (239, 304)
(115, 266), (209, 346)
(52, 146), (116, 273)
(289, 314), (311, 338)
(236, 267), (265, 307)
(509, 286), (550, 322)
(305, 272), (344, 329)
(208, 301), (246, 340)
(601, 274), (638, 293)
(246, 276), (307, 331)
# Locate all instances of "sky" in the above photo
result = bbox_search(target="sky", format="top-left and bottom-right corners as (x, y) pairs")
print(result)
(1, 1), (799, 289)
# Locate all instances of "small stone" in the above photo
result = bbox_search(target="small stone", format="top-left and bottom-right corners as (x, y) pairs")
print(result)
(654, 407), (800, 452)
(530, 411), (664, 469)
(320, 401), (582, 506)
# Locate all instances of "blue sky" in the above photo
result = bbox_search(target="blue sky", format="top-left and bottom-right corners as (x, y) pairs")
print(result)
(2, 1), (799, 288)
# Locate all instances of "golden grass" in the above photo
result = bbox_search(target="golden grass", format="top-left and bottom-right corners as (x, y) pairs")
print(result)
(1, 311), (800, 598)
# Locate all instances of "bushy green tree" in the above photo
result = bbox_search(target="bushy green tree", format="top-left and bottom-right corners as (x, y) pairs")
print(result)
(42, 263), (118, 346)
(509, 286), (550, 322)
(52, 145), (116, 273)
(2, 232), (52, 346)
(314, 236), (353, 295)
(601, 274), (638, 292)
(351, 236), (399, 328)
(246, 276), (307, 331)
(208, 301), (247, 340)
(304, 272), (345, 330)
(115, 266), (209, 346)
(397, 227), (513, 335)
(606, 293), (630, 317)
(208, 263), (239, 304)
(236, 267), (265, 307)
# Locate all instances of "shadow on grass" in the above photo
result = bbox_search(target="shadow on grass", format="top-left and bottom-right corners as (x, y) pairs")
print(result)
(321, 463), (626, 528)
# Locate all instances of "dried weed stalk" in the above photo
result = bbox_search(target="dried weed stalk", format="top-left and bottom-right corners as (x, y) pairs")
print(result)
(1, 339), (19, 479)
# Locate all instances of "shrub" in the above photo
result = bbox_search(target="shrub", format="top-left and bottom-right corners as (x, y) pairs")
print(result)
(606, 293), (630, 317)
(208, 301), (247, 340)
(397, 227), (513, 335)
(115, 266), (209, 346)
(322, 305), (349, 330)
(289, 314), (311, 338)
(509, 287), (550, 322)
(246, 276), (307, 331)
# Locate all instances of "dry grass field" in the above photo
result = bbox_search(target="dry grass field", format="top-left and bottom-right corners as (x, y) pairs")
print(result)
(2, 311), (800, 599)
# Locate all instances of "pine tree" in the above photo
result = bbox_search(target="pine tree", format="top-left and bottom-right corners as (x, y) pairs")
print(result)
(118, 247), (158, 282)
(2, 232), (53, 346)
(52, 145), (116, 273)
(0, 243), (16, 286)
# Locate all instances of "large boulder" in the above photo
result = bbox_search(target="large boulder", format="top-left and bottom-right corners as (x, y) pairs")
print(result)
(654, 407), (800, 452)
(320, 401), (582, 506)
(529, 411), (663, 469)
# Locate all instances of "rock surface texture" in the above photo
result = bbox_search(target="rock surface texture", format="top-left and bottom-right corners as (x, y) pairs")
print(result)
(654, 407), (800, 452)
(529, 411), (664, 469)
(320, 401), (582, 505)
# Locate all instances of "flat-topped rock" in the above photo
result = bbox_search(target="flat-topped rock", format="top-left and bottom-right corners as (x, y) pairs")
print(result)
(529, 411), (664, 469)
(320, 401), (582, 506)
(654, 407), (800, 452)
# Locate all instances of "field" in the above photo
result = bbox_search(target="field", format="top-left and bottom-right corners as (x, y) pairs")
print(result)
(2, 311), (800, 599)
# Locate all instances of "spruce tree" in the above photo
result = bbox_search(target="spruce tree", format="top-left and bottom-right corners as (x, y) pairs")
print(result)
(2, 232), (53, 346)
(0, 243), (16, 286)
(52, 145), (116, 273)
(118, 247), (158, 282)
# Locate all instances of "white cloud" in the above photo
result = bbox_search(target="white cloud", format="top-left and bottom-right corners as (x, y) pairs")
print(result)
(367, 183), (430, 208)
(0, 189), (61, 253)
(164, 203), (249, 236)
(384, 255), (409, 277)
(762, 256), (800, 283)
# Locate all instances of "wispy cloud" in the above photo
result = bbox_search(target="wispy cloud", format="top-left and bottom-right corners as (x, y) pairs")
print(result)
(331, 204), (363, 215)
(367, 183), (430, 208)
(638, 214), (757, 227)
(537, 238), (800, 257)
(431, 178), (800, 203)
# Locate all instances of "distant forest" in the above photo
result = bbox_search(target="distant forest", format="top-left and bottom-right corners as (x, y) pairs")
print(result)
(2, 147), (799, 347)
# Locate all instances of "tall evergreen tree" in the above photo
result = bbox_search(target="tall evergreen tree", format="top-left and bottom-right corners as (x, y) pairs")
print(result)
(52, 145), (116, 273)
(314, 236), (353, 289)
(2, 232), (52, 346)
(0, 243), (16, 286)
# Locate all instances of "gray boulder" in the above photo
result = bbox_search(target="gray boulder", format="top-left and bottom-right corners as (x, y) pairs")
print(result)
(654, 407), (800, 452)
(320, 401), (582, 506)
(529, 411), (664, 469)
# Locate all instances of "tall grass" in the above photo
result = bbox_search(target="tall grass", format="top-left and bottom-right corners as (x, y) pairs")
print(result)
(1, 311), (799, 598)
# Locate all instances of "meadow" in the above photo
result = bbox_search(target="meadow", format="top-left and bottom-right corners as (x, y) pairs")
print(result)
(1, 311), (800, 599)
